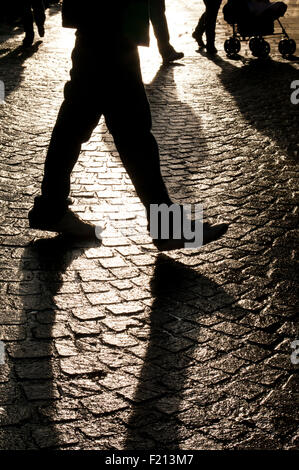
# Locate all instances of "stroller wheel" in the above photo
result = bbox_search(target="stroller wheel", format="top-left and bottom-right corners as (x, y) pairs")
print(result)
(260, 40), (270, 59)
(249, 37), (261, 56)
(279, 39), (296, 57)
(249, 38), (270, 58)
(224, 37), (241, 56)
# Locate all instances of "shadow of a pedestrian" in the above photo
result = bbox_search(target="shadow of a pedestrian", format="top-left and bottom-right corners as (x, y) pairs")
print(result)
(99, 63), (211, 210)
(144, 64), (211, 204)
(0, 25), (23, 46)
(95, 62), (217, 232)
(124, 254), (248, 450)
(47, 3), (62, 17)
(0, 1), (61, 47)
(2, 235), (100, 449)
(208, 55), (299, 160)
(0, 42), (42, 98)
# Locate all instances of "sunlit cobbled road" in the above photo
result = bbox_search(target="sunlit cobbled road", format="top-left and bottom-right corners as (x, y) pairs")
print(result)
(0, 0), (298, 450)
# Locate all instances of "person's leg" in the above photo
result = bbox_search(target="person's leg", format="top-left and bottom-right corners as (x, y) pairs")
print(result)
(192, 12), (206, 47)
(31, 0), (46, 37)
(21, 0), (35, 46)
(150, 0), (170, 54)
(39, 101), (100, 218)
(103, 41), (172, 220)
(104, 44), (228, 249)
(194, 12), (206, 37)
(30, 36), (102, 224)
(205, 0), (222, 53)
(30, 35), (228, 245)
(192, 0), (207, 47)
(149, 0), (184, 62)
(103, 40), (228, 249)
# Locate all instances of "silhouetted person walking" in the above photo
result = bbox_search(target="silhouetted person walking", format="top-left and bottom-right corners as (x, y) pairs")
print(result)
(21, 0), (46, 47)
(192, 0), (222, 54)
(150, 0), (184, 63)
(29, 0), (227, 250)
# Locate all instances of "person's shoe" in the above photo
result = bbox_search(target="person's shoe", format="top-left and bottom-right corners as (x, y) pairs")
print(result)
(192, 31), (205, 48)
(153, 221), (228, 251)
(37, 24), (45, 38)
(22, 32), (34, 47)
(162, 47), (184, 63)
(28, 207), (96, 240)
(206, 45), (218, 55)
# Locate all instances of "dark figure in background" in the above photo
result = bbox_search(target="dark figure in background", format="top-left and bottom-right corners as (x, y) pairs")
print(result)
(192, 0), (222, 54)
(21, 0), (46, 47)
(150, 0), (184, 63)
(29, 0), (227, 250)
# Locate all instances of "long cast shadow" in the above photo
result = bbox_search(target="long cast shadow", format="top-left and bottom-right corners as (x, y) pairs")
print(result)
(124, 254), (248, 449)
(0, 43), (42, 99)
(1, 235), (100, 449)
(208, 55), (299, 160)
(99, 63), (212, 208)
(145, 64), (211, 202)
(0, 24), (23, 47)
(0, 3), (62, 96)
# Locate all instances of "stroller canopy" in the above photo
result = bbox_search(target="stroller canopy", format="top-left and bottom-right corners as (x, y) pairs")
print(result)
(223, 0), (287, 25)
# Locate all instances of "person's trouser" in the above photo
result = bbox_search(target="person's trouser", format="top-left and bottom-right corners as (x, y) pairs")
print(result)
(22, 0), (45, 35)
(36, 34), (172, 221)
(149, 0), (171, 56)
(194, 0), (222, 47)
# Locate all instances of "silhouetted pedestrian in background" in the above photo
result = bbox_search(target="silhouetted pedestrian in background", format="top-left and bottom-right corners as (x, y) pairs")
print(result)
(29, 0), (227, 250)
(21, 0), (46, 47)
(150, 0), (184, 63)
(192, 0), (222, 54)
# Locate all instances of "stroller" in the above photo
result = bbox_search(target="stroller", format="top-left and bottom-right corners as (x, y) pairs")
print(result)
(223, 0), (296, 58)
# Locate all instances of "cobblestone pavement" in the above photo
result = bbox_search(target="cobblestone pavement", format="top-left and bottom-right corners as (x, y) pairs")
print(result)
(0, 0), (298, 450)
